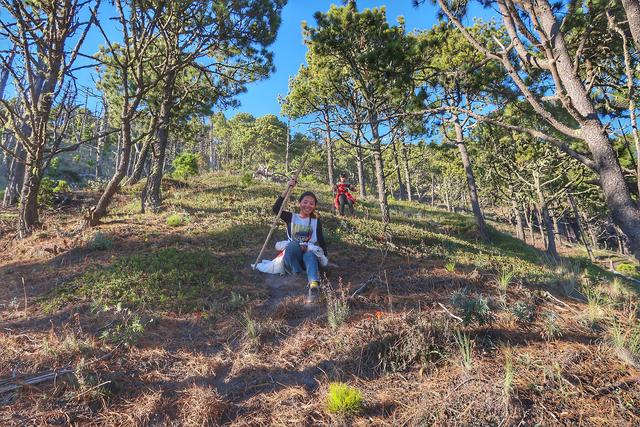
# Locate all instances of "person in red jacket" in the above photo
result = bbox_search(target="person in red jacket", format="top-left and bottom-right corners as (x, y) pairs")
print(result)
(334, 173), (355, 215)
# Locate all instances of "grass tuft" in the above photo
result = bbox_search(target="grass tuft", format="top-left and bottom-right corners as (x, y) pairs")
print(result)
(326, 382), (363, 415)
(167, 213), (187, 227)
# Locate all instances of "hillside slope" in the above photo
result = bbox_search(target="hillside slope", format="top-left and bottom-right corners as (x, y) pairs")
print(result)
(1, 172), (639, 425)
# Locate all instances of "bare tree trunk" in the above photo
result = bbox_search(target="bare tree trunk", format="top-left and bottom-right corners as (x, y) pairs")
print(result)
(391, 137), (406, 200)
(18, 150), (44, 237)
(622, 0), (640, 51)
(95, 99), (108, 180)
(126, 140), (151, 185)
(356, 146), (366, 198)
(431, 173), (436, 206)
(3, 136), (24, 207)
(369, 110), (389, 222)
(511, 197), (525, 242)
(86, 123), (133, 226)
(285, 120), (290, 174)
(534, 174), (557, 259)
(401, 143), (413, 202)
(567, 193), (594, 260)
(524, 203), (536, 245)
(454, 119), (488, 241)
(324, 113), (334, 189)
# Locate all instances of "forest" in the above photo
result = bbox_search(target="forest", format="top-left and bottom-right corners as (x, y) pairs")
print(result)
(1, 0), (640, 424)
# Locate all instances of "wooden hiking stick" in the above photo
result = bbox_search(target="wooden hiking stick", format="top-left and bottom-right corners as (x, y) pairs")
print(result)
(253, 156), (307, 269)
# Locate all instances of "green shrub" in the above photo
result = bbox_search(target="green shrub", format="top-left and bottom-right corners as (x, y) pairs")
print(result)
(511, 301), (535, 324)
(172, 152), (200, 180)
(241, 172), (253, 186)
(326, 383), (363, 415)
(326, 282), (350, 330)
(444, 261), (456, 272)
(167, 213), (186, 227)
(39, 177), (70, 206)
(451, 288), (494, 326)
(539, 310), (562, 341)
(89, 232), (113, 251)
(616, 262), (640, 278)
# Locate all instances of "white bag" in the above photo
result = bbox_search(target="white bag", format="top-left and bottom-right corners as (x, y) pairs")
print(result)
(254, 250), (285, 274)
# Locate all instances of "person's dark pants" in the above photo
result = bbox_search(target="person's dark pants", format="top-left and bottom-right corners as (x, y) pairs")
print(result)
(338, 194), (354, 215)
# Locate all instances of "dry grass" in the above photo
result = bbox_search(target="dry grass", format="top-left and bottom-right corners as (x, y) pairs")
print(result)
(179, 384), (229, 426)
(2, 172), (640, 425)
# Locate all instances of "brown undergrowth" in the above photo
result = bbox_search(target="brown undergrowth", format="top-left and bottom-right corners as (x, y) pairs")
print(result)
(1, 172), (639, 425)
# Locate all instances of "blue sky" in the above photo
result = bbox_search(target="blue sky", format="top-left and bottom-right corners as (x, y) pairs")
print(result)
(227, 1), (495, 123)
(69, 1), (495, 121)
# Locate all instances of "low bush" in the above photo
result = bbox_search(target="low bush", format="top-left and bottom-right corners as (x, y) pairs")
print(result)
(167, 213), (186, 227)
(326, 383), (363, 415)
(172, 152), (200, 180)
(88, 232), (114, 251)
(451, 288), (495, 326)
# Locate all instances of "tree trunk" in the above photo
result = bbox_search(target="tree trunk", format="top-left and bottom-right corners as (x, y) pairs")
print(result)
(0, 50), (15, 99)
(86, 123), (133, 226)
(431, 173), (436, 206)
(511, 197), (525, 242)
(524, 203), (536, 245)
(126, 140), (151, 185)
(18, 150), (44, 237)
(391, 137), (406, 200)
(622, 0), (640, 51)
(401, 143), (413, 202)
(285, 120), (290, 174)
(324, 113), (334, 189)
(567, 193), (594, 260)
(369, 110), (389, 223)
(534, 174), (558, 259)
(454, 119), (488, 241)
(356, 146), (366, 198)
(95, 100), (108, 180)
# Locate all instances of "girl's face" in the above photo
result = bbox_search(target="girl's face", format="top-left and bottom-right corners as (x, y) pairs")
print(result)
(339, 176), (346, 183)
(299, 195), (316, 217)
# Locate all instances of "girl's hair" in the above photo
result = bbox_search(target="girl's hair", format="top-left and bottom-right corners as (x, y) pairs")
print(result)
(298, 191), (318, 204)
(340, 173), (346, 178)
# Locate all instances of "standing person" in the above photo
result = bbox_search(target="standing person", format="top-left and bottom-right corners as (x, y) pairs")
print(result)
(334, 173), (355, 215)
(272, 178), (328, 303)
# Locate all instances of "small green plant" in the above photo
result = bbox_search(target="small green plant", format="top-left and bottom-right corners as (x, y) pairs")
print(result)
(99, 303), (145, 346)
(38, 177), (70, 206)
(228, 292), (248, 311)
(167, 213), (186, 227)
(326, 383), (363, 415)
(503, 349), (514, 401)
(609, 321), (640, 368)
(240, 172), (253, 186)
(454, 330), (473, 370)
(511, 301), (535, 324)
(444, 261), (456, 272)
(583, 286), (607, 325)
(172, 152), (200, 180)
(616, 262), (640, 278)
(451, 288), (494, 326)
(497, 269), (515, 291)
(88, 231), (113, 251)
(540, 310), (562, 341)
(243, 310), (259, 343)
(326, 281), (350, 330)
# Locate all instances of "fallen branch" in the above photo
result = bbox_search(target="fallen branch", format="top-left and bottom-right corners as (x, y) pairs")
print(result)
(0, 369), (74, 394)
(438, 302), (463, 322)
(350, 275), (381, 299)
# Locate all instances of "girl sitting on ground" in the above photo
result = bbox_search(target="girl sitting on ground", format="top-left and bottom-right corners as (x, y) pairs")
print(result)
(272, 178), (328, 304)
